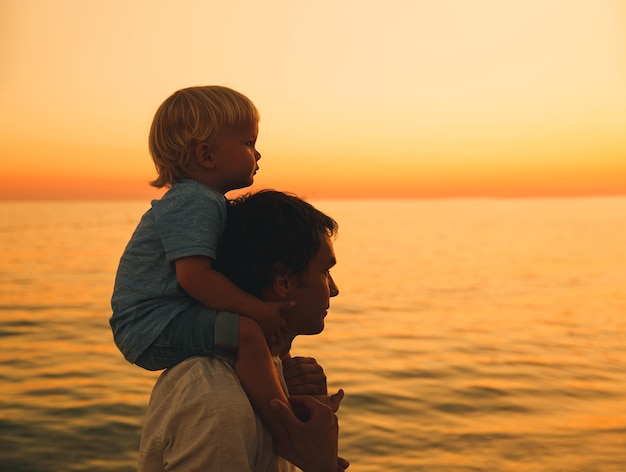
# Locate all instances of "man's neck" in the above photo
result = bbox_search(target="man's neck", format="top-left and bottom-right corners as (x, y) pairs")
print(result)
(270, 335), (295, 358)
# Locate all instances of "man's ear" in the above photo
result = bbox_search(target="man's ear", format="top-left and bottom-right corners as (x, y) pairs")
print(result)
(195, 142), (216, 169)
(272, 272), (293, 298)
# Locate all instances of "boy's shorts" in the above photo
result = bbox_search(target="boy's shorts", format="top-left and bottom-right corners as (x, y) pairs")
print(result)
(135, 305), (239, 371)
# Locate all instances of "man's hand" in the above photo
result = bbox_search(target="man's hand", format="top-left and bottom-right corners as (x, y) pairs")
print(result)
(290, 389), (345, 421)
(316, 389), (345, 414)
(269, 396), (349, 472)
(283, 356), (328, 395)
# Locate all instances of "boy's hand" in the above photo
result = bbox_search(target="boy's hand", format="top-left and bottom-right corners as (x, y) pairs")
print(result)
(257, 300), (294, 344)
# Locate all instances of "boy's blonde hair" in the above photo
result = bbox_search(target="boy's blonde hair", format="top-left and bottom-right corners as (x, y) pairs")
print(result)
(148, 85), (260, 188)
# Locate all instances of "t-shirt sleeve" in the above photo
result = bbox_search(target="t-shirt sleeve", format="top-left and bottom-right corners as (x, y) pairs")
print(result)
(138, 358), (267, 472)
(155, 194), (225, 262)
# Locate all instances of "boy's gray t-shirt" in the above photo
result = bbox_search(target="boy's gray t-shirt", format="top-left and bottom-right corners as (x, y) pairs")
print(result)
(110, 179), (227, 363)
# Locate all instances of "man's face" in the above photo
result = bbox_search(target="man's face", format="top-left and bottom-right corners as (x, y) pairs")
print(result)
(283, 235), (339, 336)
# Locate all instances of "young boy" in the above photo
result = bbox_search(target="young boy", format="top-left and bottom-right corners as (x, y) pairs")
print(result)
(110, 86), (296, 460)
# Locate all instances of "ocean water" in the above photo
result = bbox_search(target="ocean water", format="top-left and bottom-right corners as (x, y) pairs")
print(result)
(1, 198), (625, 471)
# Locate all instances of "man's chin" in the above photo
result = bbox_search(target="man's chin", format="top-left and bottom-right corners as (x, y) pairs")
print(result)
(310, 323), (325, 335)
(299, 325), (324, 336)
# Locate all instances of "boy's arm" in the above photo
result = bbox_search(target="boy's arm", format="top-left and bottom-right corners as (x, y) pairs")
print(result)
(175, 255), (290, 339)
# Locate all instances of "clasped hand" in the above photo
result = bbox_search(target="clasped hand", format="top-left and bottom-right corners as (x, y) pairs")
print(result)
(279, 356), (349, 471)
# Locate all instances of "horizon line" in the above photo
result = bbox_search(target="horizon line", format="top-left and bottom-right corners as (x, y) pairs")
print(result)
(2, 193), (626, 203)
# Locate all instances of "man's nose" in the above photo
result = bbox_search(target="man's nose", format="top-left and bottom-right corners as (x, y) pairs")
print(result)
(329, 276), (339, 297)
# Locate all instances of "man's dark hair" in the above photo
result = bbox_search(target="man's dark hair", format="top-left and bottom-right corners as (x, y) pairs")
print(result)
(216, 190), (338, 297)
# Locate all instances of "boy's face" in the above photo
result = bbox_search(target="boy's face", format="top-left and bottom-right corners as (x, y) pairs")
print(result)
(282, 235), (339, 336)
(210, 121), (260, 193)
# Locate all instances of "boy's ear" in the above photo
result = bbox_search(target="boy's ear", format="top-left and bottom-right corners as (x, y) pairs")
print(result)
(195, 142), (216, 169)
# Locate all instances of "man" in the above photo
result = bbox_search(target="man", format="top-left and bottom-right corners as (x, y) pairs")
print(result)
(137, 190), (348, 471)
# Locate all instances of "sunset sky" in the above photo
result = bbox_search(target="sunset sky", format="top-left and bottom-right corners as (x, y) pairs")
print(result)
(1, 0), (625, 199)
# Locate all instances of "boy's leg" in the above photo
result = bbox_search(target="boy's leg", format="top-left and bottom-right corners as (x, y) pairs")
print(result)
(235, 317), (299, 465)
(135, 306), (238, 371)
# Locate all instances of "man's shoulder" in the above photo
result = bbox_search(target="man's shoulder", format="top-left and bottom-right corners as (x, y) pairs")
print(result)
(141, 357), (271, 471)
(155, 356), (237, 391)
(154, 356), (285, 401)
(149, 357), (255, 424)
(143, 357), (298, 472)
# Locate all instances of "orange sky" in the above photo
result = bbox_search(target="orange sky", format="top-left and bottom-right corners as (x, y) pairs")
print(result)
(1, 0), (625, 200)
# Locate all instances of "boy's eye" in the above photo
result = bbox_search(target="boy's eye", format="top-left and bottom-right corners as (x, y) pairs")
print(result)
(246, 140), (255, 147)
